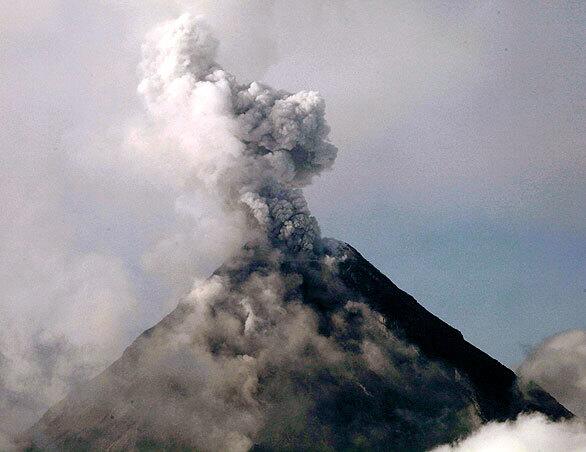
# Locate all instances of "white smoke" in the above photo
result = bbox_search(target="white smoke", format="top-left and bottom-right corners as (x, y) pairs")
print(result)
(430, 414), (586, 452)
(518, 329), (586, 419)
(0, 118), (142, 442)
(0, 248), (139, 443)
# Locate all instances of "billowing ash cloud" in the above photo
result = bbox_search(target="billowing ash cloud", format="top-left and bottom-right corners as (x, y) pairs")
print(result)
(518, 329), (586, 419)
(136, 13), (336, 255)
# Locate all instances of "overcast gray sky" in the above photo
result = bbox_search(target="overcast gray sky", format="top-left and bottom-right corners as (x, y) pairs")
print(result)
(0, 4), (584, 432)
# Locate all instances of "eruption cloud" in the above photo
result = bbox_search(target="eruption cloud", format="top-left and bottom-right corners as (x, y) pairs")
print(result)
(137, 13), (337, 256)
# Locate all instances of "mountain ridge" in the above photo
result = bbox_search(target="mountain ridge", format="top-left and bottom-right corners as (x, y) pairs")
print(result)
(22, 238), (571, 451)
(323, 239), (570, 422)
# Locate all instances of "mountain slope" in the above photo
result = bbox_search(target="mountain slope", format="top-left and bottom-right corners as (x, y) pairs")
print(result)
(325, 240), (570, 422)
(23, 239), (571, 451)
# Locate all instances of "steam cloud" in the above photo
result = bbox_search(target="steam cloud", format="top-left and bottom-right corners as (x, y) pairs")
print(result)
(518, 329), (586, 419)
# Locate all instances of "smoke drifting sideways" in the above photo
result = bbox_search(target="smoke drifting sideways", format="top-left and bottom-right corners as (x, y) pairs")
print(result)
(518, 330), (586, 420)
(136, 13), (336, 257)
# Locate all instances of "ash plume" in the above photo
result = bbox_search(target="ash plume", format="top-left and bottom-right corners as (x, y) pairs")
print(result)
(137, 13), (336, 256)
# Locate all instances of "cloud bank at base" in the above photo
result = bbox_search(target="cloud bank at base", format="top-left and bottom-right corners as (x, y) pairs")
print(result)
(431, 414), (586, 452)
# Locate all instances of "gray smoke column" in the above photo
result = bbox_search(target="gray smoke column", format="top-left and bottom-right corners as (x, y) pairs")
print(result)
(137, 13), (337, 255)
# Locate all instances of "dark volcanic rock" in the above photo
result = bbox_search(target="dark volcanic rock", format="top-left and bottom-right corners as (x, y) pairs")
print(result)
(325, 240), (570, 422)
(22, 239), (571, 451)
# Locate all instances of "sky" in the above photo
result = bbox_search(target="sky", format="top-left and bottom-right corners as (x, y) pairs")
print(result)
(0, 1), (584, 429)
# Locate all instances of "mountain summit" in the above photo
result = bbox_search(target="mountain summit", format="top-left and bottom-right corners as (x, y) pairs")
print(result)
(24, 239), (570, 451)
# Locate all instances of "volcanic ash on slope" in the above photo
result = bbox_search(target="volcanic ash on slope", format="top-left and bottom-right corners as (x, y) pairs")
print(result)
(26, 241), (570, 451)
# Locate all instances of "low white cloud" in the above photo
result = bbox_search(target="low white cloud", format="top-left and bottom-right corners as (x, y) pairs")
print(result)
(434, 330), (586, 451)
(431, 414), (586, 452)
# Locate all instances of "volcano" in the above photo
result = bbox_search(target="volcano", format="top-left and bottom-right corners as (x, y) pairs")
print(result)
(19, 13), (573, 452)
(23, 239), (570, 451)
